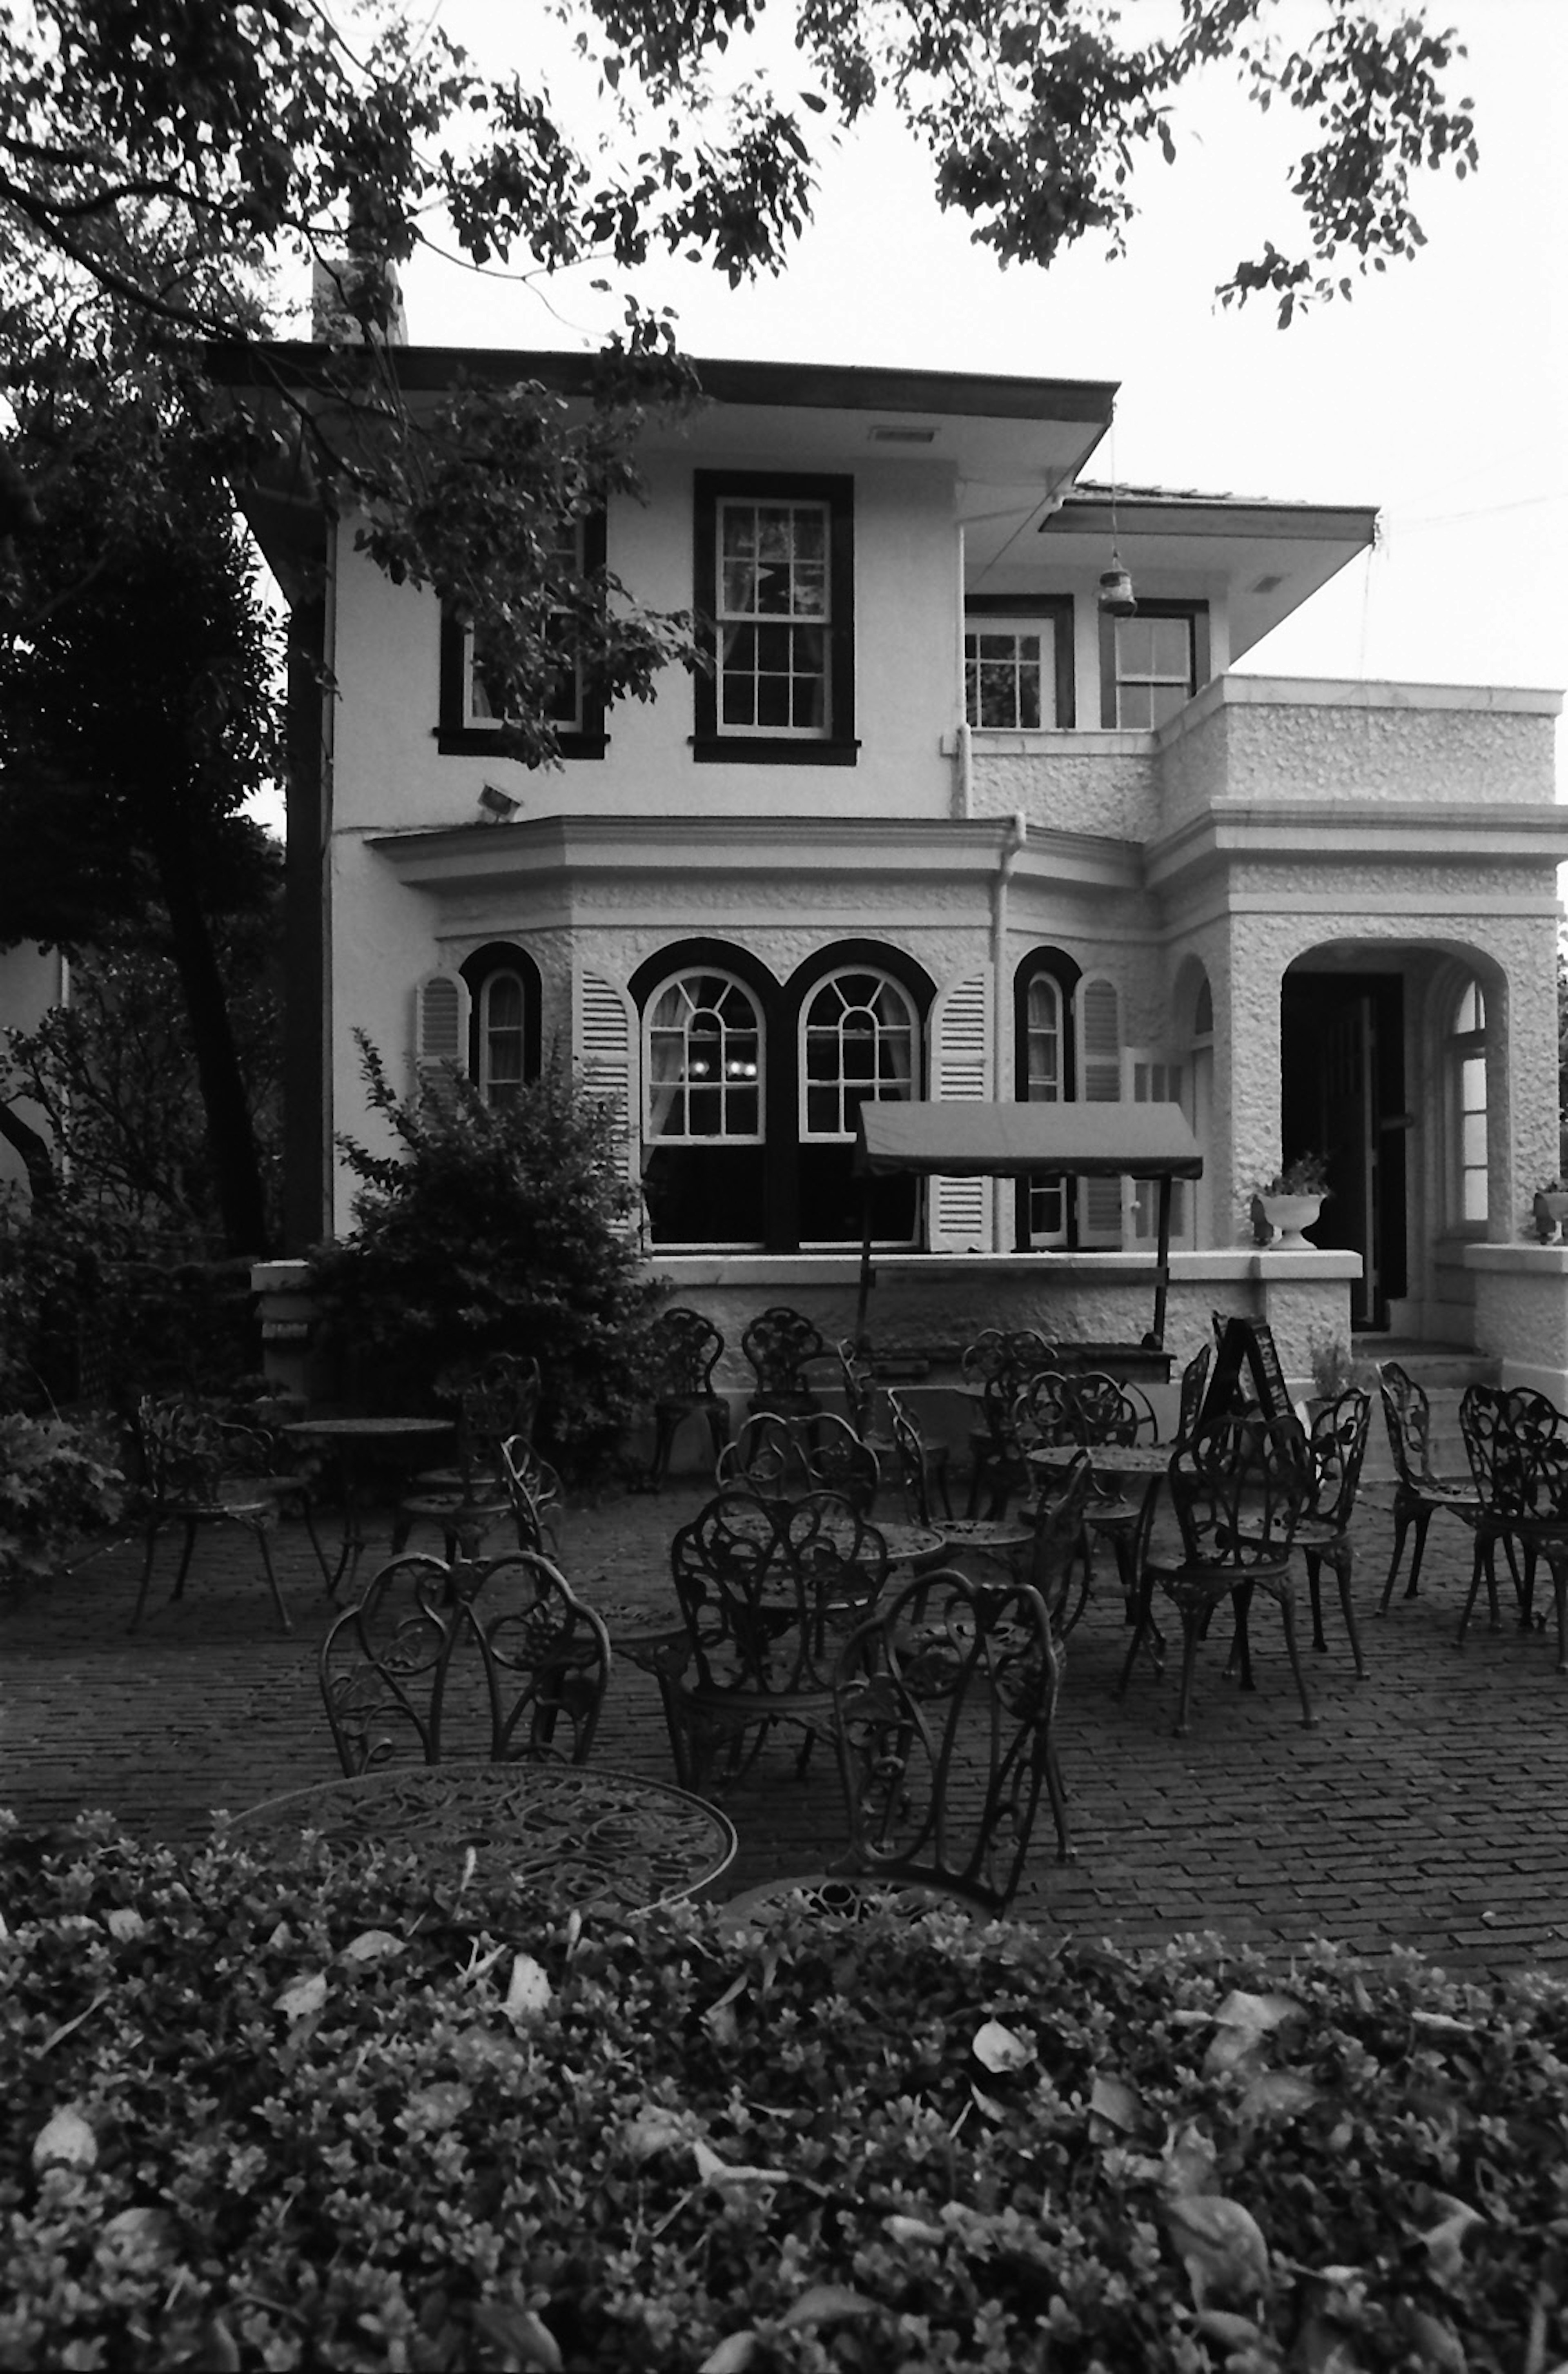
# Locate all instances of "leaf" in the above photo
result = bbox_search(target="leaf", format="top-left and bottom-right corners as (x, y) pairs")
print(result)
(275, 1971), (327, 2024)
(342, 1929), (403, 1964)
(472, 2303), (564, 2369)
(1163, 2192), (1272, 2307)
(1424, 2195), (1485, 2279)
(1205, 1988), (1303, 2073)
(884, 2213), (946, 2247)
(1088, 2072), (1147, 2139)
(624, 2107), (693, 2162)
(703, 1971), (748, 2044)
(973, 2018), (1033, 2074)
(503, 1951), (551, 2025)
(105, 1906), (146, 1940)
(699, 2334), (760, 2373)
(693, 2139), (792, 2201)
(780, 2285), (876, 2329)
(97, 2206), (177, 2263)
(33, 2105), (97, 2168)
(1240, 2068), (1320, 2122)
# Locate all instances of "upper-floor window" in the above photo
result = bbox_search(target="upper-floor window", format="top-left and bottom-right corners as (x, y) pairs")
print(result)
(964, 596), (1074, 730)
(693, 472), (857, 765)
(436, 512), (608, 758)
(1100, 600), (1209, 730)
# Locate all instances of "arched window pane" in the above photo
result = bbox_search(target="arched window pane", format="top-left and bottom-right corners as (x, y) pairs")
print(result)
(646, 972), (763, 1142)
(481, 971), (526, 1106)
(801, 971), (915, 1140)
(1451, 977), (1488, 1225)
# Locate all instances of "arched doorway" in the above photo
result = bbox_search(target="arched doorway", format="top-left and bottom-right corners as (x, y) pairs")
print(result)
(1280, 956), (1407, 1332)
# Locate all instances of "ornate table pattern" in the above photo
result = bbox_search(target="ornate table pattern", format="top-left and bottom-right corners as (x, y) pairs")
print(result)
(230, 1761), (738, 1913)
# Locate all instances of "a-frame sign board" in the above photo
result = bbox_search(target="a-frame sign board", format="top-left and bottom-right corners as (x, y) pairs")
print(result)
(1200, 1317), (1297, 1430)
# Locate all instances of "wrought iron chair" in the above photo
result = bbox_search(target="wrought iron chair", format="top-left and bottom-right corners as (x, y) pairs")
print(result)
(464, 1550), (613, 1763)
(1118, 1412), (1313, 1736)
(886, 1388), (1035, 1570)
(741, 1305), (830, 1420)
(1377, 1361), (1481, 1613)
(1458, 1384), (1568, 1672)
(961, 1327), (1056, 1515)
(1292, 1387), (1372, 1674)
(498, 1434), (564, 1559)
(717, 1410), (880, 1516)
(394, 1353), (544, 1558)
(649, 1488), (850, 1792)
(128, 1396), (296, 1634)
(1175, 1341), (1214, 1446)
(318, 1552), (470, 1772)
(1011, 1369), (1153, 1626)
(646, 1307), (730, 1491)
(837, 1338), (953, 1518)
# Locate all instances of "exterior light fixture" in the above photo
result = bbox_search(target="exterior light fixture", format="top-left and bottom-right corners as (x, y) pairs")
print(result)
(1097, 560), (1137, 618)
(477, 783), (519, 822)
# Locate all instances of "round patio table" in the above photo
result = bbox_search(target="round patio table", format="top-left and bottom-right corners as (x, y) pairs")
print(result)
(228, 1760), (738, 1914)
(1028, 1440), (1170, 1638)
(282, 1415), (455, 1596)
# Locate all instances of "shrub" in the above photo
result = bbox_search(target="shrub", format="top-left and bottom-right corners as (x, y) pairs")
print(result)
(309, 1040), (662, 1482)
(5, 1810), (1568, 2371)
(0, 1412), (125, 1586)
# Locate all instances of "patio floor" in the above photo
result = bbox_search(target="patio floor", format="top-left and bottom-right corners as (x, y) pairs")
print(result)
(4, 1466), (1566, 1982)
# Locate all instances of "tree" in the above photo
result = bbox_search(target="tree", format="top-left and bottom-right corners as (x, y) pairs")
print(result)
(0, 438), (282, 1252)
(0, 0), (1479, 760)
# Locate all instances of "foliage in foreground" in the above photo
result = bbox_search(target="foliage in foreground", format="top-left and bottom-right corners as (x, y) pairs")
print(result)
(309, 1042), (661, 1481)
(0, 1413), (123, 1587)
(4, 1811), (1568, 2373)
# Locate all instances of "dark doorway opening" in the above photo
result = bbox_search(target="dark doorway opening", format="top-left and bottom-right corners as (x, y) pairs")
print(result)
(1280, 971), (1407, 1332)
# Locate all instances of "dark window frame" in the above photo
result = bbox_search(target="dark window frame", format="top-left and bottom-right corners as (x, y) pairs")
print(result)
(692, 470), (858, 766)
(964, 594), (1076, 731)
(1011, 946), (1084, 1250)
(437, 510), (610, 759)
(459, 942), (543, 1098)
(1098, 598), (1210, 730)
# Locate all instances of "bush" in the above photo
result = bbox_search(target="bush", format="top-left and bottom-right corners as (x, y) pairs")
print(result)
(0, 1412), (125, 1585)
(309, 1042), (662, 1482)
(4, 1810), (1568, 2371)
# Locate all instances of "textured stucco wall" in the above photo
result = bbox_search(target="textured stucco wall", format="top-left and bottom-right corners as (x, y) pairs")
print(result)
(968, 744), (1158, 840)
(1217, 700), (1557, 806)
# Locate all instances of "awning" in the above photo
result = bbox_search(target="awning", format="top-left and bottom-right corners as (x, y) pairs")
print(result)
(854, 1102), (1203, 1181)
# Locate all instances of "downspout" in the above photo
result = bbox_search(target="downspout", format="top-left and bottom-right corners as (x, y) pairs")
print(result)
(991, 811), (1027, 1249)
(954, 522), (971, 817)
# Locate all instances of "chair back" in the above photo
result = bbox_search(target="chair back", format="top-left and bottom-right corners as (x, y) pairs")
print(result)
(438, 1354), (541, 1479)
(318, 1553), (466, 1774)
(1306, 1387), (1372, 1531)
(1176, 1343), (1213, 1445)
(716, 1411), (801, 1498)
(832, 1566), (1060, 1915)
(1024, 1449), (1095, 1628)
(802, 1411), (880, 1512)
(836, 1336), (880, 1437)
(741, 1305), (827, 1401)
(1460, 1384), (1568, 1519)
(1167, 1412), (1311, 1570)
(777, 1490), (890, 1636)
(669, 1489), (842, 1703)
(497, 1434), (564, 1556)
(960, 1327), (1054, 1391)
(651, 1306), (724, 1399)
(134, 1396), (273, 1508)
(1066, 1371), (1157, 1446)
(1009, 1367), (1076, 1450)
(463, 1550), (612, 1763)
(1379, 1360), (1441, 1490)
(884, 1387), (936, 1525)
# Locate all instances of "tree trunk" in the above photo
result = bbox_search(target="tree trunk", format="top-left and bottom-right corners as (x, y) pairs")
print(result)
(155, 851), (271, 1256)
(0, 1099), (59, 1203)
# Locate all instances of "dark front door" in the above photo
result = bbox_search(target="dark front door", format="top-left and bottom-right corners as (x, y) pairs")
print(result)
(1280, 972), (1406, 1332)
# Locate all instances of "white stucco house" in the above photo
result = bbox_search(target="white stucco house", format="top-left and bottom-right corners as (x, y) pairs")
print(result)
(229, 341), (1568, 1406)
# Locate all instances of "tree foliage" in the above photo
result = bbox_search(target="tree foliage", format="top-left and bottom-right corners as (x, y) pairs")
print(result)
(0, 0), (1480, 758)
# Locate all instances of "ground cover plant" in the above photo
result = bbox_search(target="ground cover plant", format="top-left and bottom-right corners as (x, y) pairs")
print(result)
(4, 1812), (1568, 2371)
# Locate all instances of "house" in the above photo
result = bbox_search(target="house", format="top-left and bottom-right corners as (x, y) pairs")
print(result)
(228, 341), (1568, 1409)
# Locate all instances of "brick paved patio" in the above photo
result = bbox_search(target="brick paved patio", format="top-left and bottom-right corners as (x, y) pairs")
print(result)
(4, 1466), (1566, 1981)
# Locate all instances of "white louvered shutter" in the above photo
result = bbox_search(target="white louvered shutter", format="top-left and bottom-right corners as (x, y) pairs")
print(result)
(414, 971), (470, 1093)
(574, 971), (636, 1183)
(1076, 975), (1123, 1245)
(928, 973), (992, 1251)
(1126, 1051), (1185, 1241)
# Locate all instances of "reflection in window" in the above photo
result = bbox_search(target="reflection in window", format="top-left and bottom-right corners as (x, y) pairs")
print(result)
(479, 971), (527, 1106)
(967, 626), (1047, 728)
(1452, 980), (1488, 1224)
(717, 499), (829, 734)
(802, 971), (915, 1138)
(646, 973), (763, 1141)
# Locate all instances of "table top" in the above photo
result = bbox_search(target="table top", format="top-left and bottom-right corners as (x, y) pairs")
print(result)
(1028, 1441), (1170, 1481)
(282, 1416), (455, 1445)
(230, 1760), (737, 1913)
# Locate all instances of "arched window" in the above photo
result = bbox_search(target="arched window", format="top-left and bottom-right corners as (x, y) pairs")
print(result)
(797, 964), (922, 1246)
(458, 944), (541, 1105)
(1022, 970), (1067, 1244)
(639, 965), (767, 1249)
(1451, 978), (1488, 1225)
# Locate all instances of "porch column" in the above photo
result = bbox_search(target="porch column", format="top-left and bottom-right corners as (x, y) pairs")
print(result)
(1217, 918), (1285, 1241)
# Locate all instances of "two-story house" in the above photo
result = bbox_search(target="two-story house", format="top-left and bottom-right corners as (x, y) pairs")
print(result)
(230, 342), (1568, 1405)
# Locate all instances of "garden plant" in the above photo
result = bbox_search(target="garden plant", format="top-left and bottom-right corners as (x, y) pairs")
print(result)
(4, 1809), (1568, 2372)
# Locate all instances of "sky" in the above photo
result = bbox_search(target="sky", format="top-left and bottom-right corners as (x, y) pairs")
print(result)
(390, 0), (1566, 758)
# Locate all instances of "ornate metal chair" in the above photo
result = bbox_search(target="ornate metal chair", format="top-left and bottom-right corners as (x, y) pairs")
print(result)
(740, 1305), (830, 1420)
(128, 1396), (296, 1634)
(886, 1388), (1035, 1570)
(1118, 1412), (1313, 1736)
(1010, 1369), (1152, 1625)
(717, 1410), (880, 1516)
(837, 1338), (953, 1517)
(464, 1550), (612, 1762)
(645, 1307), (730, 1491)
(498, 1434), (564, 1559)
(1458, 1384), (1568, 1672)
(1175, 1341), (1214, 1446)
(961, 1327), (1056, 1515)
(318, 1552), (469, 1772)
(650, 1489), (849, 1791)
(394, 1353), (544, 1559)
(1377, 1360), (1481, 1613)
(1293, 1387), (1372, 1674)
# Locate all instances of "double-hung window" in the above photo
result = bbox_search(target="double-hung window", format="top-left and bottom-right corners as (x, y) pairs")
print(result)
(964, 596), (1074, 730)
(641, 969), (766, 1249)
(437, 511), (608, 757)
(1450, 979), (1489, 1226)
(1100, 601), (1209, 730)
(693, 472), (856, 763)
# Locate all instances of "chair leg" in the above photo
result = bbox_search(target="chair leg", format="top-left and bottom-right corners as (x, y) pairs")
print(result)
(1330, 1545), (1365, 1679)
(253, 1523), (292, 1635)
(129, 1525), (161, 1632)
(1304, 1550), (1327, 1652)
(1115, 1579), (1158, 1698)
(1173, 1608), (1204, 1737)
(704, 1400), (731, 1473)
(1277, 1589), (1315, 1729)
(1457, 1539), (1491, 1644)
(649, 1407), (679, 1492)
(170, 1520), (198, 1602)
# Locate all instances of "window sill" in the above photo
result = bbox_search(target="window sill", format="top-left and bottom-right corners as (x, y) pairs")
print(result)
(691, 737), (861, 767)
(434, 727), (609, 760)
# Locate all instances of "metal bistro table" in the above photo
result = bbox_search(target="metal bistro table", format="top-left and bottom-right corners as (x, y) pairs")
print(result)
(1028, 1440), (1171, 1639)
(229, 1761), (738, 1914)
(282, 1415), (456, 1597)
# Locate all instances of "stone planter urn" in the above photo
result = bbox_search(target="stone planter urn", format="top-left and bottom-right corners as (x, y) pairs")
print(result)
(1533, 1188), (1568, 1243)
(1257, 1192), (1325, 1248)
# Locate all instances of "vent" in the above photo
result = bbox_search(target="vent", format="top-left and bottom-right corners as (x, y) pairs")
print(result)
(869, 425), (938, 445)
(1251, 573), (1285, 595)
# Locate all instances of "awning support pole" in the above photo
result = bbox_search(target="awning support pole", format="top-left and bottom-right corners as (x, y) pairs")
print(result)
(1148, 1174), (1173, 1350)
(854, 1183), (875, 1343)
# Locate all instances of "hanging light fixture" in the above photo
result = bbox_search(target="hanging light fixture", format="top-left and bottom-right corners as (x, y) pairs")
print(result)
(1096, 434), (1138, 618)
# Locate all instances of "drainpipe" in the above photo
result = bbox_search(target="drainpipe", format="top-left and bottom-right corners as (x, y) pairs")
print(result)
(991, 811), (1027, 1248)
(954, 523), (972, 817)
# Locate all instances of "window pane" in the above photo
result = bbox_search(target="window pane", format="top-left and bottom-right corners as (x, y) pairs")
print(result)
(645, 971), (764, 1141)
(1149, 617), (1191, 675)
(1149, 681), (1189, 727)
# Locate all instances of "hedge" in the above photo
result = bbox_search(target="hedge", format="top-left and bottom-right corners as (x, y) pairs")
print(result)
(3, 1809), (1568, 2371)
